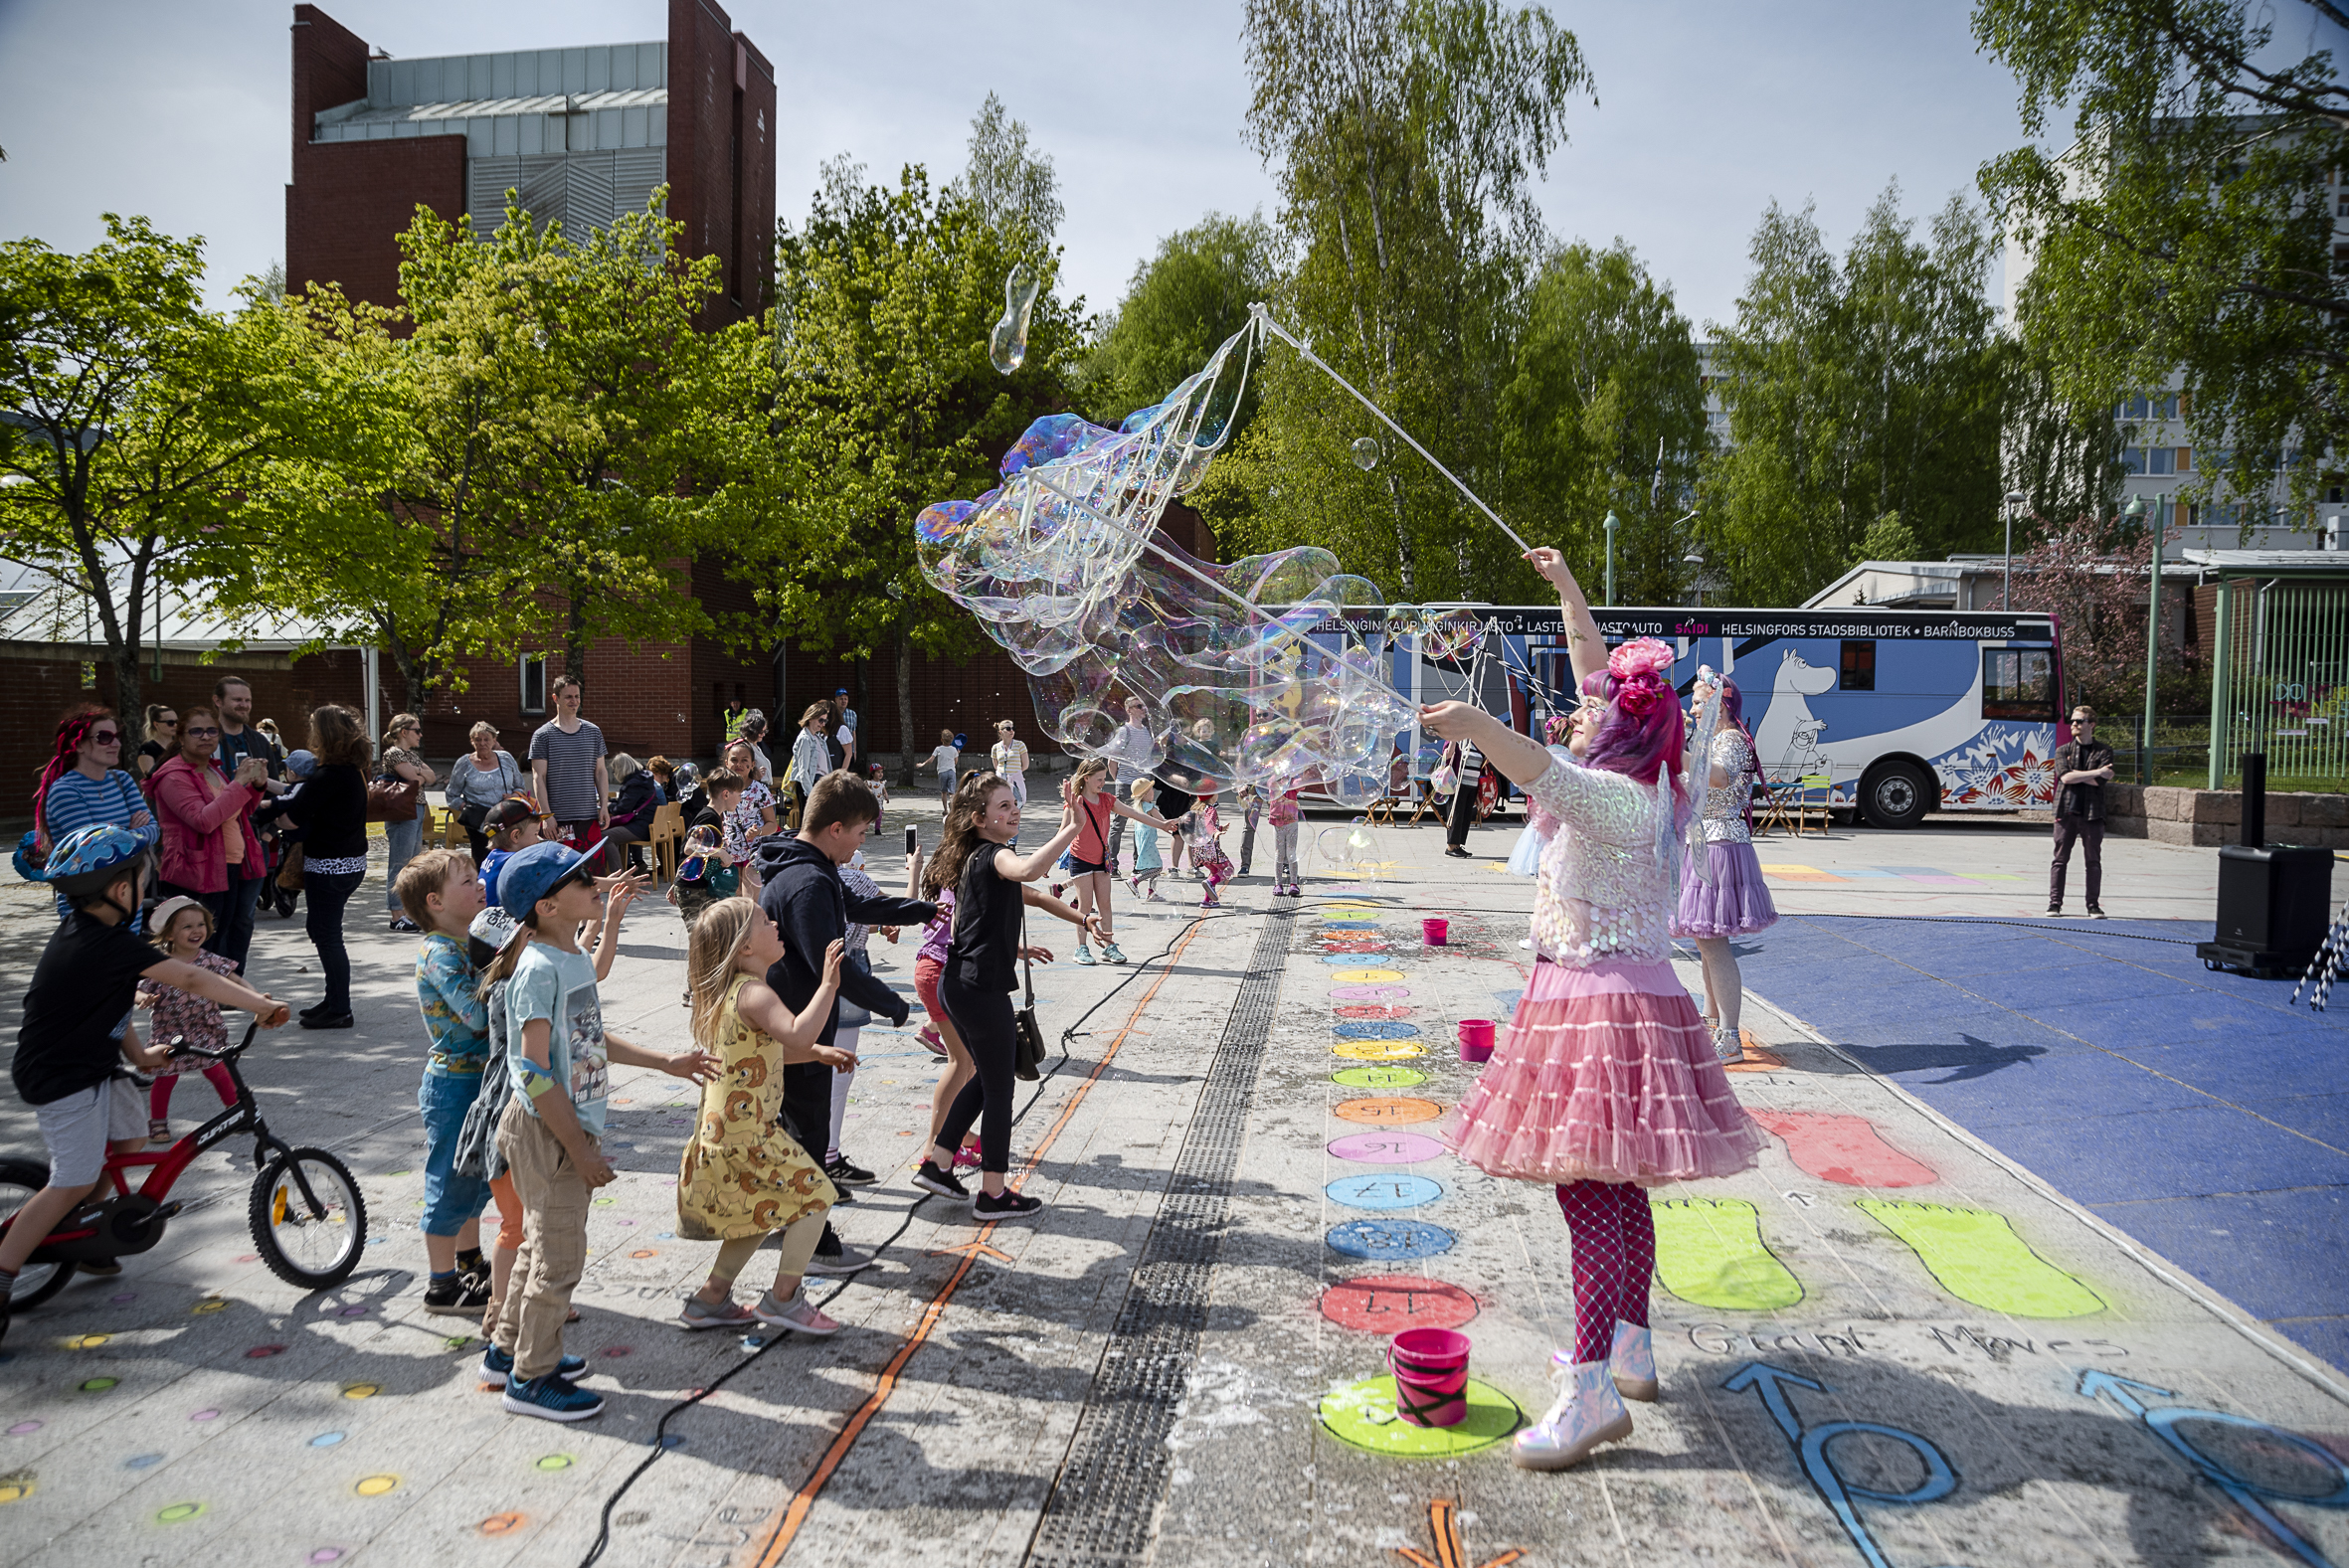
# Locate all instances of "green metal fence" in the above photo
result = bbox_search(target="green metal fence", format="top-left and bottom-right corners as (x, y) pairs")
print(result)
(2206, 579), (2349, 790)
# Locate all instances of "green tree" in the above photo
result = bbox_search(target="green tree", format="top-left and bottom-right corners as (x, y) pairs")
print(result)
(771, 131), (1081, 779)
(1229, 0), (1592, 602)
(1702, 189), (2011, 607)
(1857, 510), (1921, 564)
(0, 216), (307, 728)
(233, 193), (776, 702)
(1497, 242), (1706, 605)
(1976, 0), (2349, 528)
(1082, 212), (1284, 429)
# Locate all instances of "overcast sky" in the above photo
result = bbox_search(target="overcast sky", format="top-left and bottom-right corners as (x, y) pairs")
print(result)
(0, 0), (2274, 334)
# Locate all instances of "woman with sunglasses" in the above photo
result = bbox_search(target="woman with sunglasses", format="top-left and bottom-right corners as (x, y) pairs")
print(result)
(137, 706), (179, 782)
(148, 702), (272, 969)
(30, 705), (157, 919)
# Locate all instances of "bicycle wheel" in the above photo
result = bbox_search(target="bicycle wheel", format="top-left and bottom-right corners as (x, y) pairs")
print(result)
(0, 1158), (77, 1311)
(249, 1147), (366, 1289)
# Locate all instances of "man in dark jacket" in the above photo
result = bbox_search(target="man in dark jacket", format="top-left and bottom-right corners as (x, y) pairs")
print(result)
(2049, 705), (2117, 918)
(752, 770), (935, 1272)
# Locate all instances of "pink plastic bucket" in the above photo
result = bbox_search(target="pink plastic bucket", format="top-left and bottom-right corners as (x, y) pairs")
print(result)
(1457, 1019), (1495, 1063)
(1421, 917), (1448, 946)
(1388, 1326), (1471, 1427)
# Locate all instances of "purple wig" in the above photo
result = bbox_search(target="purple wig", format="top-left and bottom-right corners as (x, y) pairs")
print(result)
(1703, 672), (1759, 781)
(1576, 637), (1690, 820)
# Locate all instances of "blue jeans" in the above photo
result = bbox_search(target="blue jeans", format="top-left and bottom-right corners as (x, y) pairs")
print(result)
(384, 813), (424, 913)
(419, 1070), (492, 1236)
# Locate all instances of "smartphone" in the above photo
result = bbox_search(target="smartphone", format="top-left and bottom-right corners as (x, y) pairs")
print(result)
(904, 824), (919, 857)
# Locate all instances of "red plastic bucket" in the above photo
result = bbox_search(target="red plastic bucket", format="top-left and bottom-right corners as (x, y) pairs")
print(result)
(1457, 1019), (1495, 1063)
(1388, 1325), (1471, 1427)
(1421, 917), (1449, 946)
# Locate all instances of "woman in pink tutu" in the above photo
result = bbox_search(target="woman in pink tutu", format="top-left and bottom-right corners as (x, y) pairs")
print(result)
(1419, 546), (1763, 1474)
(1672, 668), (1779, 1061)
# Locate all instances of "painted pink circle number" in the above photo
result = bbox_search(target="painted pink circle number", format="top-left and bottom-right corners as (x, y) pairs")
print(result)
(1328, 1132), (1448, 1164)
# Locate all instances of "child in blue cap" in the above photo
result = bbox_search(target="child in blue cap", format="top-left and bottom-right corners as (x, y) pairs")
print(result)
(475, 839), (718, 1421)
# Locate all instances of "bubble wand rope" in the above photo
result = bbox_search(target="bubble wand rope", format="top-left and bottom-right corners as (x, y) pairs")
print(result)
(1248, 301), (1536, 556)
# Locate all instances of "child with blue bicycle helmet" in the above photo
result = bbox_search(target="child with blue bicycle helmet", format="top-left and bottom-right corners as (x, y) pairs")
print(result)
(0, 824), (289, 1343)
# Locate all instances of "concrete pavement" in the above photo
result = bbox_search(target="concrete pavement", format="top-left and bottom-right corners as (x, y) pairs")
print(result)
(1, 803), (2345, 1567)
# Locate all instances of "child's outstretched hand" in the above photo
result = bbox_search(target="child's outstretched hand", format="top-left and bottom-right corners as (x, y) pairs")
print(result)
(596, 866), (649, 910)
(821, 939), (846, 988)
(257, 999), (290, 1029)
(664, 1048), (722, 1085)
(1019, 943), (1055, 963)
(810, 1042), (856, 1070)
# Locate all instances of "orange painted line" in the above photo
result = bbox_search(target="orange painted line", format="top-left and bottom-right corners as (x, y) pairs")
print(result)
(752, 925), (1204, 1568)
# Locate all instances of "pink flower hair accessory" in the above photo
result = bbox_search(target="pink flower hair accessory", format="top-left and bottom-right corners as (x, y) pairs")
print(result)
(1608, 637), (1675, 682)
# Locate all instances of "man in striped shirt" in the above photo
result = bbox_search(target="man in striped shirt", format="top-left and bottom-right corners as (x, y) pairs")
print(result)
(528, 674), (610, 848)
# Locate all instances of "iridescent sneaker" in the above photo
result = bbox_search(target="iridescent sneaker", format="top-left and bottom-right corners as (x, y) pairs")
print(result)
(1512, 1354), (1632, 1471)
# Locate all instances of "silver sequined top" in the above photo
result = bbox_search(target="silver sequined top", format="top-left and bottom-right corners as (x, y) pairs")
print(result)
(1699, 729), (1755, 844)
(1528, 756), (1676, 967)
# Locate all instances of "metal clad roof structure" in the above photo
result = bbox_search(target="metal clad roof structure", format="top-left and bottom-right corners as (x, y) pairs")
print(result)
(309, 39), (672, 241)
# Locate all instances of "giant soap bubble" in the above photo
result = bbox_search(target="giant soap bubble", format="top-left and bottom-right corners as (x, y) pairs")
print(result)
(915, 316), (1414, 795)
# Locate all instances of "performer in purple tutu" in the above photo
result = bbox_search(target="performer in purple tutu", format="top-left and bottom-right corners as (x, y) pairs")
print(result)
(1670, 667), (1779, 1063)
(1420, 546), (1764, 1475)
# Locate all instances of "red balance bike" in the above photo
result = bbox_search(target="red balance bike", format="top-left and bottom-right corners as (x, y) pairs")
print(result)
(0, 1021), (369, 1324)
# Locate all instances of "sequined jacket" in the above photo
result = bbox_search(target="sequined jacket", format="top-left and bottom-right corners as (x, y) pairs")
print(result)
(1698, 729), (1755, 844)
(1528, 756), (1676, 966)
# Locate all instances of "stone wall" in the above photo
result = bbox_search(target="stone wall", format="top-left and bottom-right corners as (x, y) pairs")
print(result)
(2103, 783), (2349, 848)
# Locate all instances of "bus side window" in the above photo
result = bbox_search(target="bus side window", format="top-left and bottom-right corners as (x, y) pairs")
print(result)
(1839, 640), (1876, 691)
(1983, 648), (2056, 720)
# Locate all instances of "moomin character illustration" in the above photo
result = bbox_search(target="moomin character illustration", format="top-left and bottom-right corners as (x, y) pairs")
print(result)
(1751, 650), (1838, 778)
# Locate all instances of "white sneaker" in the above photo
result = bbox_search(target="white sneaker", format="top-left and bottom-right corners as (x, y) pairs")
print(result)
(1610, 1321), (1657, 1402)
(1712, 1024), (1744, 1064)
(1513, 1355), (1632, 1471)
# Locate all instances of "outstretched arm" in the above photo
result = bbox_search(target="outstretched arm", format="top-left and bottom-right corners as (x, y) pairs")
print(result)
(1523, 546), (1605, 685)
(1417, 703), (1554, 792)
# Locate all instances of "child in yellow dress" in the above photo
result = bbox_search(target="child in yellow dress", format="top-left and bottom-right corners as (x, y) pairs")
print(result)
(676, 897), (856, 1333)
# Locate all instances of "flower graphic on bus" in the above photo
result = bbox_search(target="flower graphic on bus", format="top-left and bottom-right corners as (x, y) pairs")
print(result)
(1938, 727), (2057, 807)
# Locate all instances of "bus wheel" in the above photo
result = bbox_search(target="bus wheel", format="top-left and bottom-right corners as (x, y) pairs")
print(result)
(1862, 763), (1931, 829)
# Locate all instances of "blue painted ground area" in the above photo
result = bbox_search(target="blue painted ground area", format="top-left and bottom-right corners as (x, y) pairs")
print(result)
(1738, 913), (2349, 1373)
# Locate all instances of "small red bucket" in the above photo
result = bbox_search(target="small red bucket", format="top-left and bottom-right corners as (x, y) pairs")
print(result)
(1457, 1019), (1495, 1063)
(1388, 1325), (1471, 1427)
(1421, 917), (1448, 946)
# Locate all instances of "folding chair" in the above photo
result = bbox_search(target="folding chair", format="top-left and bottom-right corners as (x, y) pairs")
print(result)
(437, 805), (466, 850)
(1792, 774), (1833, 837)
(1752, 778), (1800, 838)
(1363, 795), (1399, 827)
(647, 801), (685, 882)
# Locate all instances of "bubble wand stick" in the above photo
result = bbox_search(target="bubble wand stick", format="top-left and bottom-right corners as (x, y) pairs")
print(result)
(1248, 302), (1536, 556)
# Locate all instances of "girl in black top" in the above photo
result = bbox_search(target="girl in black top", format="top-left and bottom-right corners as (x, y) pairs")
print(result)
(921, 772), (1084, 1219)
(284, 705), (372, 1028)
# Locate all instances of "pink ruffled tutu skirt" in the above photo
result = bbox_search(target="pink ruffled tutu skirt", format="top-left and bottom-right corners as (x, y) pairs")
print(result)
(1449, 958), (1766, 1187)
(1671, 840), (1779, 938)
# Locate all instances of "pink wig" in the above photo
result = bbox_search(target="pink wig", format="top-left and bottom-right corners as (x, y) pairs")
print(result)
(1578, 638), (1689, 818)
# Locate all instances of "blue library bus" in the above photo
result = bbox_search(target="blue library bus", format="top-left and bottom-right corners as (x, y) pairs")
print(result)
(1347, 605), (2065, 829)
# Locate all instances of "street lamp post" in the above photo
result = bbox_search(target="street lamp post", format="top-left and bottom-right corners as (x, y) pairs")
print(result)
(1602, 509), (1620, 607)
(2139, 491), (2167, 784)
(2002, 490), (2029, 610)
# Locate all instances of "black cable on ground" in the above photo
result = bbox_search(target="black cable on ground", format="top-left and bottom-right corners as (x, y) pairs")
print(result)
(579, 905), (1252, 1567)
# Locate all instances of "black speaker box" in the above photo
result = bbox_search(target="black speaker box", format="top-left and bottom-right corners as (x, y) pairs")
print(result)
(2198, 844), (2337, 978)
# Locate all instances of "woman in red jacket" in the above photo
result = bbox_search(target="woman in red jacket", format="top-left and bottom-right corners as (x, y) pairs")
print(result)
(147, 701), (271, 972)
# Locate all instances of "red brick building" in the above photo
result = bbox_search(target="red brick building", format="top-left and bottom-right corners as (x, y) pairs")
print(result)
(287, 0), (775, 324)
(276, 3), (790, 767)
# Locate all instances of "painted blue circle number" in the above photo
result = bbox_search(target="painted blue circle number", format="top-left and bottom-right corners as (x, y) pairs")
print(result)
(1327, 1173), (1445, 1210)
(1326, 1218), (1456, 1260)
(1333, 1020), (1420, 1040)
